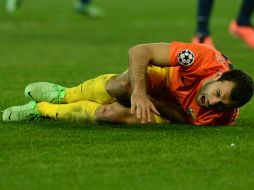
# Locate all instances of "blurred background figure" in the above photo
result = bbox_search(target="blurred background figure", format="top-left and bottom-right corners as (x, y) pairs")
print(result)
(6, 0), (22, 13)
(5, 0), (103, 19)
(73, 0), (104, 19)
(192, 0), (254, 48)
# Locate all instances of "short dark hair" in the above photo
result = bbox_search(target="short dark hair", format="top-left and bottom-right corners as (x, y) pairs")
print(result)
(219, 69), (254, 107)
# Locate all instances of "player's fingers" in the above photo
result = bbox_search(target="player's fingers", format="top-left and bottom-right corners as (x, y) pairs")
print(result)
(151, 103), (160, 115)
(147, 106), (151, 122)
(136, 105), (142, 119)
(141, 105), (147, 123)
(130, 103), (136, 114)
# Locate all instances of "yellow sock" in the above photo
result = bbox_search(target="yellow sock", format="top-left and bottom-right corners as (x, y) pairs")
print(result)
(63, 74), (116, 104)
(37, 101), (101, 123)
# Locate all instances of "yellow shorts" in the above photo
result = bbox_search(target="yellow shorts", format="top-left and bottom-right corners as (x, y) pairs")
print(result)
(146, 66), (174, 100)
(153, 114), (169, 124)
(147, 66), (174, 124)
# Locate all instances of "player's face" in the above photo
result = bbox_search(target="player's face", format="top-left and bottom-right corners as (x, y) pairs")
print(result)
(196, 79), (236, 111)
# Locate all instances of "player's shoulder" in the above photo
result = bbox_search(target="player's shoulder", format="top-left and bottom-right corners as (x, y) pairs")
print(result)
(169, 41), (231, 70)
(170, 41), (215, 60)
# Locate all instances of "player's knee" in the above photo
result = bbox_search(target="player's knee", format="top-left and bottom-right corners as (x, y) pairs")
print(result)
(106, 74), (131, 98)
(95, 104), (124, 123)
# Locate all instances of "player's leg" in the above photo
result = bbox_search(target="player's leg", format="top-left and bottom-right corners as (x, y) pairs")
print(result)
(24, 67), (167, 109)
(2, 100), (100, 123)
(64, 70), (131, 105)
(229, 0), (254, 48)
(4, 66), (171, 123)
(74, 0), (104, 19)
(94, 102), (168, 124)
(192, 0), (215, 47)
(3, 100), (168, 124)
(237, 0), (254, 26)
(25, 74), (117, 104)
(36, 100), (100, 123)
(37, 101), (137, 124)
(45, 71), (179, 124)
(64, 69), (143, 105)
(64, 74), (118, 104)
(25, 66), (172, 113)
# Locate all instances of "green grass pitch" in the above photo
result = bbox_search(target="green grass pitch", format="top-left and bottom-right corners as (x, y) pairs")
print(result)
(0, 0), (254, 189)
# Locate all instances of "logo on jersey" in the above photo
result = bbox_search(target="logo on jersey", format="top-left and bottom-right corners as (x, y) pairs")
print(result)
(216, 54), (226, 65)
(186, 107), (196, 121)
(177, 49), (194, 66)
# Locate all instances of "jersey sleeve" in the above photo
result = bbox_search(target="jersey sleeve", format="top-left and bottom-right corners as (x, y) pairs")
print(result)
(191, 108), (239, 126)
(169, 41), (214, 72)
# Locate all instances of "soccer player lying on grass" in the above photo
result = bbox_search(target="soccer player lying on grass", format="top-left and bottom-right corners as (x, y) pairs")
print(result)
(2, 42), (254, 125)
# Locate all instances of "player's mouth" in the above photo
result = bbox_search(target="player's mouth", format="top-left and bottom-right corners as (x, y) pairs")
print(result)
(198, 94), (209, 107)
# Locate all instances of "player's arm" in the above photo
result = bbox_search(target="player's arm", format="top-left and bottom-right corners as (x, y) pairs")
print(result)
(128, 43), (172, 123)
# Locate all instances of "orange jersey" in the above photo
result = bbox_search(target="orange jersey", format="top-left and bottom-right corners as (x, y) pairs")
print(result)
(167, 42), (239, 125)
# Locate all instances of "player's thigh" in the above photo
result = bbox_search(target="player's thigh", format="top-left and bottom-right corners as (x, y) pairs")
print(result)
(146, 66), (170, 99)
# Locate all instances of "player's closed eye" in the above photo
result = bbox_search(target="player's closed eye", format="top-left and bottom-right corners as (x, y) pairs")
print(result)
(216, 89), (220, 97)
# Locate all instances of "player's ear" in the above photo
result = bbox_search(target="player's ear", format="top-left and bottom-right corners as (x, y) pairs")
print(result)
(213, 72), (223, 80)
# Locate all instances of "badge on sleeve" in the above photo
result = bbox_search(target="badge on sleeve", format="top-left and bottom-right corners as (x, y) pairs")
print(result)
(177, 49), (194, 66)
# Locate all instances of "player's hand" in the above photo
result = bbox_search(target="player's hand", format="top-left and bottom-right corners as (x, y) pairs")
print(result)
(130, 93), (160, 123)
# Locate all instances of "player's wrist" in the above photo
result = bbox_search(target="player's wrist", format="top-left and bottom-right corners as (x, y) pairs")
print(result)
(132, 88), (147, 96)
